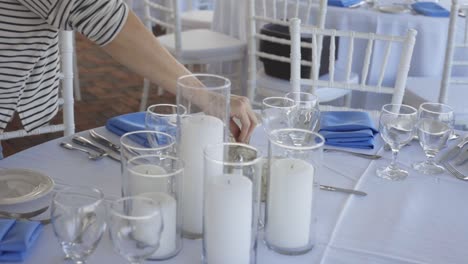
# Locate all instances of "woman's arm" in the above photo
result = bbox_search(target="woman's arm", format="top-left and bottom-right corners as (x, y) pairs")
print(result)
(102, 11), (257, 142)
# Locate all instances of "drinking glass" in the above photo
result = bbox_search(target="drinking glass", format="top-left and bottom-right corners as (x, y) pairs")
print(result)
(285, 92), (321, 132)
(261, 97), (296, 135)
(377, 104), (418, 181)
(412, 103), (454, 174)
(51, 186), (106, 264)
(145, 104), (187, 138)
(108, 196), (164, 264)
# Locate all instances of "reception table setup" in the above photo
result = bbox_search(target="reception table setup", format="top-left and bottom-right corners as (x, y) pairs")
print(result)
(0, 72), (467, 264)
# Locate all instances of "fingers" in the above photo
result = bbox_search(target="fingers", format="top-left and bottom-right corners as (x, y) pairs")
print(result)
(229, 119), (241, 142)
(230, 95), (257, 143)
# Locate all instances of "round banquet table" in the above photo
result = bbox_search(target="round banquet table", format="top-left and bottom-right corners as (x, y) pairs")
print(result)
(212, 0), (456, 82)
(1, 126), (468, 264)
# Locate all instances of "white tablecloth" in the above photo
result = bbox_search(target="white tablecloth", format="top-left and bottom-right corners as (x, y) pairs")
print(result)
(0, 126), (467, 263)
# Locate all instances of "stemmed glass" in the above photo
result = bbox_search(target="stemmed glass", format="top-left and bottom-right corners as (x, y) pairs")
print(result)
(261, 97), (296, 135)
(108, 196), (164, 264)
(51, 186), (107, 264)
(412, 102), (454, 174)
(145, 104), (187, 138)
(285, 92), (321, 132)
(377, 104), (418, 180)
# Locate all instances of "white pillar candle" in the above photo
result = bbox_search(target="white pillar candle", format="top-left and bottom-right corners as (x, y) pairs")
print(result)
(204, 174), (253, 264)
(180, 115), (224, 235)
(265, 158), (314, 249)
(128, 164), (170, 194)
(142, 192), (178, 258)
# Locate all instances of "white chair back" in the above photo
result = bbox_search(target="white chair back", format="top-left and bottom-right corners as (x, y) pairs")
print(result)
(0, 31), (75, 140)
(289, 18), (417, 116)
(439, 0), (468, 104)
(247, 0), (328, 103)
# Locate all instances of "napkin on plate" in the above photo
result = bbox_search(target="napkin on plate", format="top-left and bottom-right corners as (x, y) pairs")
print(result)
(411, 2), (449, 17)
(0, 219), (43, 262)
(106, 112), (175, 145)
(328, 0), (362, 7)
(319, 111), (378, 149)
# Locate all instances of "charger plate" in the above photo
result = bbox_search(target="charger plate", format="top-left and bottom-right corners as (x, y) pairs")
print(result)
(377, 5), (410, 13)
(0, 169), (54, 205)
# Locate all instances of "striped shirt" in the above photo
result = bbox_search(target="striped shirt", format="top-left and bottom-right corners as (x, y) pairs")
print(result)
(0, 0), (129, 132)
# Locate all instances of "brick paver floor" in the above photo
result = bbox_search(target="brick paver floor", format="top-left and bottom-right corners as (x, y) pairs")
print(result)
(2, 33), (175, 157)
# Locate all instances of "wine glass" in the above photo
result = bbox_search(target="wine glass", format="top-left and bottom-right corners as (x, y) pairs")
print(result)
(377, 104), (418, 180)
(108, 196), (164, 264)
(51, 186), (107, 264)
(285, 92), (321, 132)
(261, 97), (296, 135)
(145, 104), (187, 138)
(412, 102), (454, 175)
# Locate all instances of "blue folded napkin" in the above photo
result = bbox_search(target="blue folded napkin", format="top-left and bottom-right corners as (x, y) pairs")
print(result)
(106, 112), (175, 146)
(411, 2), (449, 17)
(0, 220), (43, 262)
(328, 0), (362, 7)
(319, 111), (378, 149)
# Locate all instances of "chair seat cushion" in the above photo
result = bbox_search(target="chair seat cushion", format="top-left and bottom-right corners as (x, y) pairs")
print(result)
(256, 68), (357, 103)
(404, 76), (468, 115)
(181, 10), (213, 29)
(157, 29), (245, 62)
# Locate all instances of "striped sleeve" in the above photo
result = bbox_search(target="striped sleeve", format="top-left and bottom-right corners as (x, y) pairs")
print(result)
(17, 0), (129, 46)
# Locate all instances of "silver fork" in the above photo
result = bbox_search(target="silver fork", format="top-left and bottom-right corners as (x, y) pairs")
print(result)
(324, 148), (382, 160)
(443, 162), (468, 181)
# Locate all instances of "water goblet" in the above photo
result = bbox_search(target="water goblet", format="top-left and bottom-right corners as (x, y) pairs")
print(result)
(145, 104), (187, 138)
(377, 104), (418, 180)
(51, 186), (107, 264)
(285, 92), (321, 132)
(261, 97), (296, 135)
(412, 102), (454, 175)
(108, 196), (164, 264)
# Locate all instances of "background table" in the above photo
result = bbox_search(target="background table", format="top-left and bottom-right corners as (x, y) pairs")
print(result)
(1, 126), (467, 263)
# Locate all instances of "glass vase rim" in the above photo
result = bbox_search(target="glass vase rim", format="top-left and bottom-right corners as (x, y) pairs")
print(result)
(126, 154), (184, 178)
(109, 196), (162, 220)
(419, 102), (454, 114)
(262, 96), (296, 109)
(120, 130), (175, 151)
(177, 74), (231, 91)
(381, 104), (418, 115)
(147, 103), (187, 117)
(269, 128), (325, 150)
(53, 186), (104, 208)
(204, 142), (263, 166)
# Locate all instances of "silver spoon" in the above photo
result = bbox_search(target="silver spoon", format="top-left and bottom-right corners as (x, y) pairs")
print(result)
(59, 142), (105, 161)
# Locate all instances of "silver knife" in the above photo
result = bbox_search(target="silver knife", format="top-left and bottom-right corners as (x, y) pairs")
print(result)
(72, 136), (120, 162)
(438, 135), (468, 163)
(89, 130), (121, 154)
(319, 185), (367, 196)
(454, 148), (468, 166)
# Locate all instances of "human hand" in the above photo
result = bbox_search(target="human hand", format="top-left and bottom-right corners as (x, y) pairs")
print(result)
(229, 95), (258, 143)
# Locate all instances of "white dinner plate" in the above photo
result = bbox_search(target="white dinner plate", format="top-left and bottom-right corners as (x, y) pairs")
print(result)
(377, 5), (410, 14)
(0, 169), (54, 205)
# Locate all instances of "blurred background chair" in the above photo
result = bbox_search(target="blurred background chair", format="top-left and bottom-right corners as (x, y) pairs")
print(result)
(0, 31), (75, 140)
(289, 18), (417, 118)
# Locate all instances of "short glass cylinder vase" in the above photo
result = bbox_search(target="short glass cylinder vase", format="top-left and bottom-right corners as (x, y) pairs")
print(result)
(203, 143), (263, 264)
(122, 154), (184, 260)
(264, 128), (324, 255)
(177, 74), (230, 239)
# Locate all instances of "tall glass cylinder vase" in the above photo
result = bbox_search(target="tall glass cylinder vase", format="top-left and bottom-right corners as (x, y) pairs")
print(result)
(203, 143), (262, 264)
(264, 128), (324, 255)
(122, 154), (183, 260)
(177, 74), (230, 239)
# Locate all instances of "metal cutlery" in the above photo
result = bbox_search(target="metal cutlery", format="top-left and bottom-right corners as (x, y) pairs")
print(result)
(438, 134), (468, 163)
(443, 162), (468, 181)
(324, 148), (382, 160)
(72, 136), (120, 162)
(60, 142), (105, 160)
(89, 130), (121, 154)
(320, 185), (367, 196)
(0, 206), (49, 219)
(454, 148), (468, 166)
